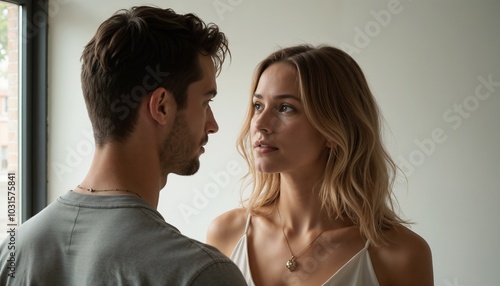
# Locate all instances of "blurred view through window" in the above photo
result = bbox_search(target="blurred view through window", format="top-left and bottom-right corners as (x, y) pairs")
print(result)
(0, 1), (19, 242)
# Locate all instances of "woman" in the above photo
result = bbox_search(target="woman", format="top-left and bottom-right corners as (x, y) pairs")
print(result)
(207, 45), (433, 285)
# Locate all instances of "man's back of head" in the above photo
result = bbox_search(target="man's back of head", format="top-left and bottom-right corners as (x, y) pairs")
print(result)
(80, 6), (229, 146)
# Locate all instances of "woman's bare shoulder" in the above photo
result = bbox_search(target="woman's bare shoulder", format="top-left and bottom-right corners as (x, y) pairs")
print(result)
(206, 208), (248, 257)
(370, 225), (434, 286)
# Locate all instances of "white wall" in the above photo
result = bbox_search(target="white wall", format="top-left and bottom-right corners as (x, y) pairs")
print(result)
(47, 0), (500, 285)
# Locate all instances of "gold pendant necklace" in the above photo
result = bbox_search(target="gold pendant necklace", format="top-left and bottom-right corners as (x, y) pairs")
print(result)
(277, 206), (328, 272)
(285, 256), (297, 272)
(77, 185), (142, 198)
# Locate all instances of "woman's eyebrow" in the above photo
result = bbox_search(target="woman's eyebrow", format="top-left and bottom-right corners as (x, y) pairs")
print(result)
(253, 94), (301, 102)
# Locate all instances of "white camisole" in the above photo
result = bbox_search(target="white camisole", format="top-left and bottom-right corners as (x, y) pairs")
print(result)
(230, 215), (380, 286)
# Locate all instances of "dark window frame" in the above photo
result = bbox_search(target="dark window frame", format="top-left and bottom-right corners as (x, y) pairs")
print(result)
(4, 0), (48, 221)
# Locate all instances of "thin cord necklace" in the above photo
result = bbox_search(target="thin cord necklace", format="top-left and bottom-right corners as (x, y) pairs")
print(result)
(77, 185), (142, 199)
(276, 206), (328, 272)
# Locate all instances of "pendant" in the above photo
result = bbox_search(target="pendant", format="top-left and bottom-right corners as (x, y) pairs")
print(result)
(285, 256), (297, 272)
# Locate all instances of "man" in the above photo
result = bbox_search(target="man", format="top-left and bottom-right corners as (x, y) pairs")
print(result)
(0, 6), (245, 285)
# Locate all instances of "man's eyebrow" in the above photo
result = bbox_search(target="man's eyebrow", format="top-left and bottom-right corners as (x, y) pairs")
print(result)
(253, 94), (300, 101)
(205, 89), (217, 97)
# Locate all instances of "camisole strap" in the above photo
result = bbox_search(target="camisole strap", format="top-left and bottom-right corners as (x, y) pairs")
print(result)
(364, 239), (370, 249)
(244, 214), (251, 235)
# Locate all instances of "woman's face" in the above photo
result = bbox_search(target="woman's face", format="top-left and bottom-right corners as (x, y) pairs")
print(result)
(250, 62), (329, 176)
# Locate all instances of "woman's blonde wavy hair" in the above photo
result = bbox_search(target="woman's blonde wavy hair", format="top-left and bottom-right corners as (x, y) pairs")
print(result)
(237, 45), (406, 246)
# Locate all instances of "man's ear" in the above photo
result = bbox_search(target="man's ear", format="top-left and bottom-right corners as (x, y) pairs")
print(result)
(148, 87), (176, 125)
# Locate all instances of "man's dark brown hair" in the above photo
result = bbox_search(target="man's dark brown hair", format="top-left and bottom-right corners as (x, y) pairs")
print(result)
(81, 6), (229, 145)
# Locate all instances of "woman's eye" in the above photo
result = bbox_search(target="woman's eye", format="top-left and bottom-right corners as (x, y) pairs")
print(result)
(253, 102), (263, 111)
(278, 105), (294, 113)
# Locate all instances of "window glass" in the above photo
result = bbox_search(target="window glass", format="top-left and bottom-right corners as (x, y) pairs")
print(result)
(0, 1), (19, 242)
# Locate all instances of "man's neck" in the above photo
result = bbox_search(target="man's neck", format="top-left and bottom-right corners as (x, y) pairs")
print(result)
(79, 141), (164, 207)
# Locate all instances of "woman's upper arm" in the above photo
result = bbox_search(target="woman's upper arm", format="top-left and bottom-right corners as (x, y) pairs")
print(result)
(371, 226), (434, 286)
(393, 233), (433, 285)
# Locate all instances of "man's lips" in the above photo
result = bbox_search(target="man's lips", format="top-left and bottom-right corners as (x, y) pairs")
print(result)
(201, 135), (208, 147)
(200, 136), (209, 153)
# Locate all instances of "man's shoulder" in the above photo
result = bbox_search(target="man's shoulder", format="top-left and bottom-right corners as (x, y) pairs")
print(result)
(178, 234), (247, 285)
(154, 226), (230, 262)
(141, 227), (246, 284)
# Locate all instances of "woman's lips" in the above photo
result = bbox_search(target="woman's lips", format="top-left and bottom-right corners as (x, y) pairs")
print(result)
(254, 140), (278, 153)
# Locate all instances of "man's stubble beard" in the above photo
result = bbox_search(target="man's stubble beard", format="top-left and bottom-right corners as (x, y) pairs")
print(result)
(159, 113), (202, 176)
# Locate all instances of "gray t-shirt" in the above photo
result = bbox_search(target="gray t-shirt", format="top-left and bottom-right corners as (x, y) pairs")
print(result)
(0, 191), (246, 285)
